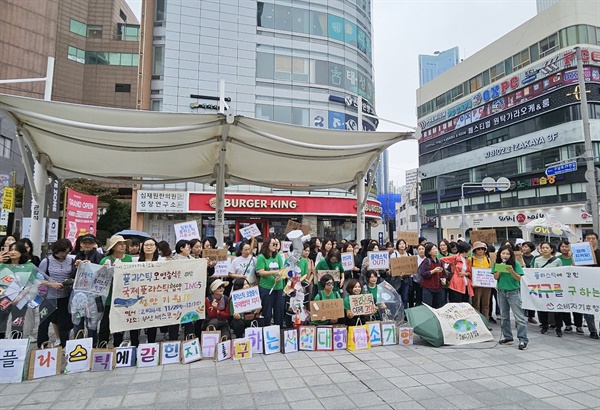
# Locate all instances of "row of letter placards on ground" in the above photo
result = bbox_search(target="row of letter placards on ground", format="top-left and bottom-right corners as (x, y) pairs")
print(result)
(0, 324), (414, 383)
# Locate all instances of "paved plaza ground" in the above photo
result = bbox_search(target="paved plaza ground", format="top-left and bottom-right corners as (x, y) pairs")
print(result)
(2, 321), (599, 410)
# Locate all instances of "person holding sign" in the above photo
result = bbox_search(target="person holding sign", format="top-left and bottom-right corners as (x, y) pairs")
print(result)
(343, 279), (367, 326)
(417, 244), (448, 309)
(256, 237), (285, 327)
(341, 242), (361, 280)
(492, 246), (528, 350)
(391, 239), (413, 310)
(135, 238), (162, 344)
(553, 240), (575, 336)
(470, 242), (493, 327)
(311, 274), (342, 325)
(229, 240), (257, 286)
(230, 278), (261, 338)
(578, 232), (599, 339)
(364, 270), (384, 319)
(315, 249), (345, 293)
(440, 241), (474, 303)
(533, 242), (562, 335)
(360, 242), (387, 285)
(204, 279), (231, 340)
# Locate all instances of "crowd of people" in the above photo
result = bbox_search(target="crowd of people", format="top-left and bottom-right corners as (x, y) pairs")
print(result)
(1, 230), (599, 352)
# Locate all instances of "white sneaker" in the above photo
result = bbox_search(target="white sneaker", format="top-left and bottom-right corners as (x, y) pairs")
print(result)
(54, 339), (61, 346)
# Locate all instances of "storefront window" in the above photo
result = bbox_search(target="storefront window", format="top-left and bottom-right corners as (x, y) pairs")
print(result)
(319, 219), (357, 242)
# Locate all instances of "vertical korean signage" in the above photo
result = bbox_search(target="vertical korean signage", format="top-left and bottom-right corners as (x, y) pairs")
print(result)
(64, 188), (98, 246)
(0, 175), (12, 235)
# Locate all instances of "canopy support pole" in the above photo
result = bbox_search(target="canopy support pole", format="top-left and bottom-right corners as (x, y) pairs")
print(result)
(356, 173), (365, 243)
(30, 154), (49, 256)
(214, 116), (233, 247)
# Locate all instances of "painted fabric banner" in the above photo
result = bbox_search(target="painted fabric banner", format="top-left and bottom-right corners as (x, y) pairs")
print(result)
(430, 303), (493, 345)
(521, 267), (599, 314)
(109, 259), (207, 333)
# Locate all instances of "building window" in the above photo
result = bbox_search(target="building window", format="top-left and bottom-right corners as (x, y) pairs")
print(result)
(489, 62), (505, 82)
(151, 100), (162, 111)
(539, 33), (558, 57)
(257, 2), (275, 29)
(153, 46), (164, 76)
(69, 19), (87, 36)
(67, 46), (85, 63)
(87, 25), (103, 39)
(84, 51), (139, 66)
(292, 8), (309, 34)
(310, 11), (327, 36)
(117, 23), (140, 41)
(469, 74), (483, 92)
(1, 136), (11, 158)
(155, 0), (166, 22)
(274, 55), (292, 81)
(512, 48), (530, 70)
(256, 104), (274, 121)
(115, 83), (131, 92)
(256, 52), (274, 79)
(274, 4), (293, 31)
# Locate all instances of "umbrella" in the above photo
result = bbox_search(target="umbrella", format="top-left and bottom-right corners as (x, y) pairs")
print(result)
(524, 215), (576, 238)
(376, 280), (405, 324)
(405, 305), (444, 347)
(114, 229), (151, 239)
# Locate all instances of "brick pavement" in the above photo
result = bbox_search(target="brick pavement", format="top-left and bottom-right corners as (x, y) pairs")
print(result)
(1, 322), (599, 409)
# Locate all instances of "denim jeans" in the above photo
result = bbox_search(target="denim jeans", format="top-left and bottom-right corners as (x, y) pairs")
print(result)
(399, 279), (411, 310)
(259, 287), (284, 327)
(73, 317), (98, 347)
(422, 287), (445, 309)
(498, 289), (528, 343)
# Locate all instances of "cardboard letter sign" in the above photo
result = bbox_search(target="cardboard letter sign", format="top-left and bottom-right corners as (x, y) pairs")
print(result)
(316, 326), (333, 351)
(244, 326), (263, 355)
(116, 346), (136, 368)
(382, 322), (397, 346)
(316, 269), (340, 282)
(28, 347), (62, 380)
(348, 294), (377, 316)
(137, 343), (160, 367)
(397, 231), (419, 245)
(333, 326), (347, 350)
(390, 256), (418, 277)
(310, 299), (344, 321)
(181, 338), (201, 364)
(0, 339), (29, 383)
(239, 223), (262, 239)
(298, 326), (316, 351)
(366, 321), (383, 346)
(160, 341), (181, 365)
(469, 229), (497, 245)
(174, 220), (200, 242)
(284, 220), (310, 235)
(91, 350), (116, 372)
(263, 325), (281, 355)
(399, 327), (414, 345)
(64, 338), (93, 374)
(282, 329), (298, 354)
(233, 339), (252, 360)
(216, 340), (232, 362)
(202, 248), (228, 262)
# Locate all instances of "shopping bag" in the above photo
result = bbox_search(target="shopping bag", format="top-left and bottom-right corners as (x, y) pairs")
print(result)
(90, 342), (116, 372)
(64, 330), (93, 374)
(347, 325), (371, 351)
(244, 321), (263, 355)
(316, 326), (333, 351)
(333, 325), (347, 350)
(181, 334), (202, 364)
(0, 338), (29, 383)
(28, 342), (62, 380)
(399, 327), (414, 345)
(381, 322), (398, 346)
(215, 337), (232, 362)
(201, 326), (221, 358)
(232, 338), (252, 360)
(137, 342), (160, 367)
(366, 321), (383, 347)
(282, 329), (298, 354)
(262, 325), (280, 355)
(160, 340), (181, 365)
(298, 325), (316, 351)
(115, 341), (137, 368)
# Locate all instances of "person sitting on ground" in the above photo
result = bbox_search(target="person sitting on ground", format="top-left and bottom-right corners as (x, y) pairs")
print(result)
(230, 278), (260, 338)
(204, 279), (231, 340)
(311, 274), (342, 325)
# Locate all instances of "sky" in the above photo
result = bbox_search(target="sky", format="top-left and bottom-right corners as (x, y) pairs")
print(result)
(125, 0), (538, 186)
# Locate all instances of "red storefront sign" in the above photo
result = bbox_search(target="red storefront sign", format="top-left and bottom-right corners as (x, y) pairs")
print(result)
(188, 193), (382, 217)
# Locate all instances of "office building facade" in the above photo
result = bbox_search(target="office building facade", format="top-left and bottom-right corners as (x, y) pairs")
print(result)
(416, 0), (600, 242)
(418, 47), (460, 87)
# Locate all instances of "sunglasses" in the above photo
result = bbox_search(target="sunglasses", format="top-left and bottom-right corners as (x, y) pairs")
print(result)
(325, 282), (334, 286)
(475, 248), (486, 251)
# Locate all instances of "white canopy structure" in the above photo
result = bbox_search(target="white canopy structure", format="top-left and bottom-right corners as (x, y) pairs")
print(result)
(0, 93), (415, 253)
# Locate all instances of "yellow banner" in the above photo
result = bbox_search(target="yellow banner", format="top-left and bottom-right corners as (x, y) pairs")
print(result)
(2, 187), (14, 211)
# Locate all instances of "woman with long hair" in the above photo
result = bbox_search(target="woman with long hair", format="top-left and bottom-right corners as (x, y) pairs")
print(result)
(390, 239), (412, 310)
(341, 242), (360, 281)
(417, 243), (447, 309)
(190, 238), (203, 259)
(316, 238), (333, 266)
(441, 241), (474, 303)
(136, 238), (161, 344)
(229, 239), (257, 285)
(315, 249), (345, 294)
(256, 236), (284, 327)
(0, 241), (37, 339)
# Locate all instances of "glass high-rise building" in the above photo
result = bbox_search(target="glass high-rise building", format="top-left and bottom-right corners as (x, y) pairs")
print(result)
(418, 47), (460, 87)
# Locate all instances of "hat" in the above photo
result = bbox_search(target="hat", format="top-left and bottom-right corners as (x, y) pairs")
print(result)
(456, 237), (465, 242)
(515, 238), (525, 246)
(472, 241), (488, 250)
(79, 234), (96, 243)
(210, 279), (229, 293)
(106, 235), (132, 252)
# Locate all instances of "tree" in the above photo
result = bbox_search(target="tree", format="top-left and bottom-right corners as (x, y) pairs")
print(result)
(96, 201), (131, 244)
(61, 178), (118, 205)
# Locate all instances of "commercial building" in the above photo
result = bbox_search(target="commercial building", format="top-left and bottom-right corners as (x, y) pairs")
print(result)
(416, 0), (600, 243)
(418, 47), (460, 87)
(134, 0), (382, 241)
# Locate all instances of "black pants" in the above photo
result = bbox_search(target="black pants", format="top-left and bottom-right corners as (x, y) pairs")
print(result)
(203, 318), (231, 340)
(448, 289), (470, 303)
(409, 282), (422, 307)
(555, 312), (572, 330)
(183, 320), (203, 339)
(538, 312), (556, 329)
(38, 297), (71, 348)
(0, 304), (28, 338)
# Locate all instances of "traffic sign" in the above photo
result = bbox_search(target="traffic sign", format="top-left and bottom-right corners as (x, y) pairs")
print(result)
(545, 161), (577, 176)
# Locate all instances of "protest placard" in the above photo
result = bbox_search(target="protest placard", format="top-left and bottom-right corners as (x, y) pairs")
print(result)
(316, 269), (341, 282)
(471, 268), (497, 288)
(341, 252), (354, 271)
(432, 303), (493, 345)
(239, 223), (261, 239)
(213, 257), (232, 277)
(109, 259), (207, 333)
(0, 339), (28, 383)
(281, 241), (292, 253)
(284, 220), (310, 235)
(521, 266), (599, 314)
(309, 299), (344, 320)
(390, 256), (418, 277)
(397, 231), (419, 245)
(173, 220), (200, 242)
(469, 229), (497, 245)
(202, 249), (228, 262)
(571, 242), (597, 266)
(368, 251), (389, 269)
(230, 286), (262, 314)
(348, 294), (377, 316)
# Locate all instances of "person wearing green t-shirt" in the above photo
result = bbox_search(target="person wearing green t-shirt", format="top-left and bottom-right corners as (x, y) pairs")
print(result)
(315, 249), (345, 293)
(311, 274), (342, 325)
(98, 235), (133, 347)
(256, 237), (284, 327)
(492, 245), (528, 350)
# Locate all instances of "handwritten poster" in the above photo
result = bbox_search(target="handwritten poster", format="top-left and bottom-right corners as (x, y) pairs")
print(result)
(233, 339), (252, 360)
(571, 242), (596, 266)
(213, 258), (231, 277)
(469, 229), (497, 245)
(368, 251), (389, 269)
(298, 326), (316, 351)
(263, 325), (281, 355)
(316, 326), (333, 351)
(109, 259), (207, 333)
(333, 326), (347, 350)
(230, 286), (262, 314)
(173, 220), (200, 242)
(432, 303), (493, 345)
(390, 256), (418, 277)
(341, 252), (354, 271)
(202, 249), (228, 262)
(0, 339), (29, 383)
(397, 231), (419, 245)
(282, 329), (298, 354)
(471, 268), (497, 288)
(309, 299), (344, 321)
(239, 224), (261, 239)
(316, 269), (341, 282)
(284, 220), (310, 235)
(348, 294), (377, 316)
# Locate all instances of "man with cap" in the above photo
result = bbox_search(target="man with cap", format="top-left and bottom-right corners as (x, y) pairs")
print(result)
(204, 278), (231, 340)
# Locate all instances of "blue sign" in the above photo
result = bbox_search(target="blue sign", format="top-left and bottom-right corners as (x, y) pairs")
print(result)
(545, 161), (577, 176)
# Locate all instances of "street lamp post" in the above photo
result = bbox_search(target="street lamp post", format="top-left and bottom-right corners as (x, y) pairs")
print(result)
(461, 177), (511, 239)
(436, 175), (455, 242)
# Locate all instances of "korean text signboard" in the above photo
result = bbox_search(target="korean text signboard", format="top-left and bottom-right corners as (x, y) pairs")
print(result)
(64, 189), (98, 246)
(173, 221), (200, 242)
(341, 252), (354, 271)
(309, 299), (344, 320)
(521, 266), (599, 314)
(230, 286), (262, 314)
(390, 256), (418, 277)
(469, 229), (497, 245)
(397, 231), (419, 245)
(239, 223), (261, 239)
(571, 242), (597, 266)
(109, 259), (207, 333)
(348, 294), (377, 316)
(471, 268), (497, 288)
(368, 251), (389, 269)
(284, 220), (311, 235)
